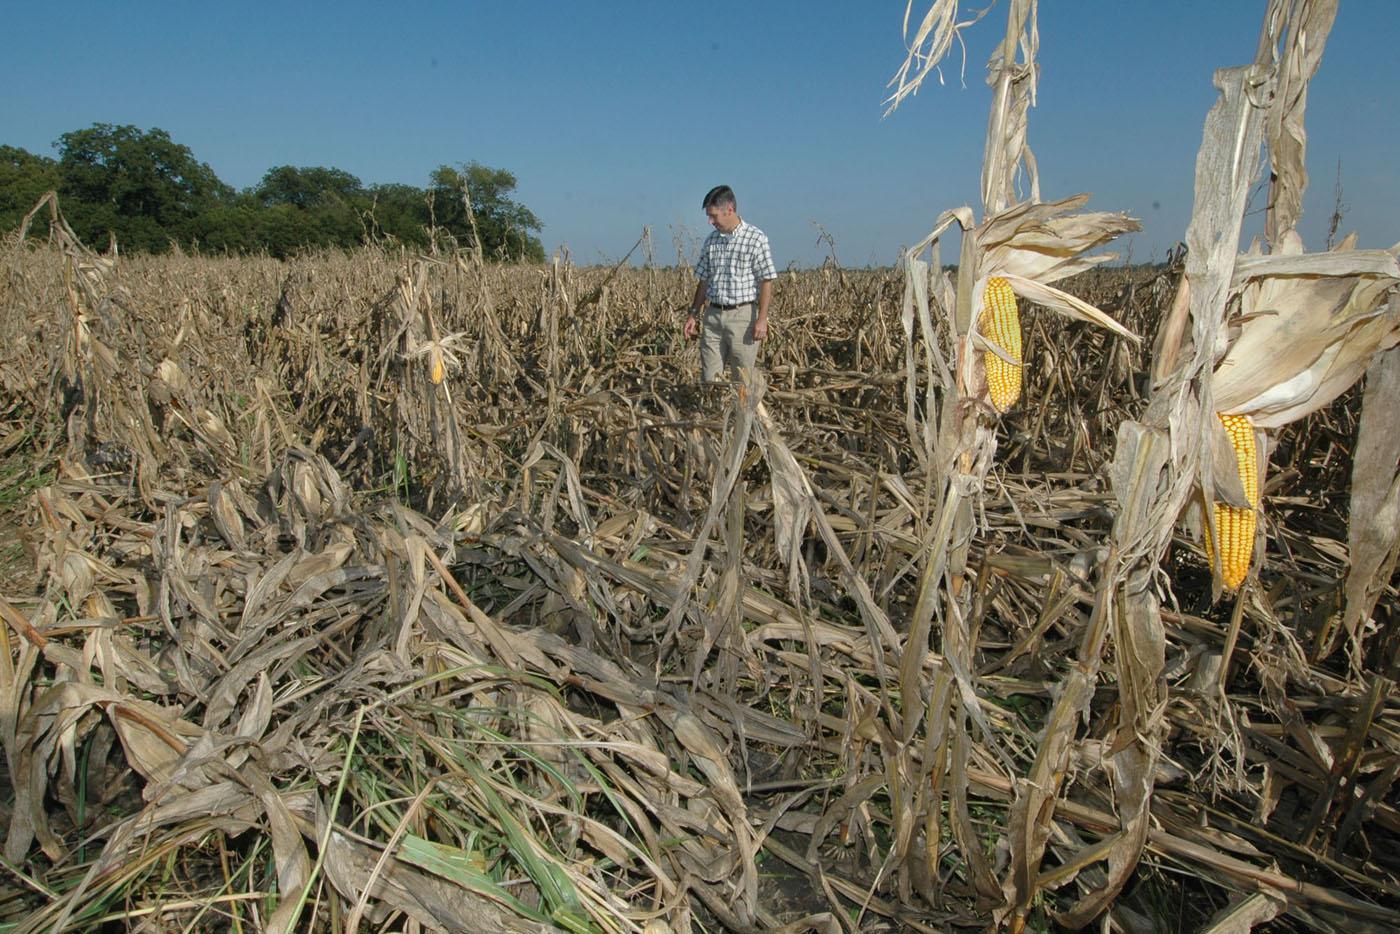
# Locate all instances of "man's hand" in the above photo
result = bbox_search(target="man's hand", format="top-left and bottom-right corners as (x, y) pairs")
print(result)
(684, 313), (699, 340)
(752, 316), (768, 342)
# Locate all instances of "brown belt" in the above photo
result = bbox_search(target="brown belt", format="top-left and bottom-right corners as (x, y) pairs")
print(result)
(710, 301), (751, 310)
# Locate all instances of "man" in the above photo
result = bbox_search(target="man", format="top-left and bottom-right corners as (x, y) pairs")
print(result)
(684, 185), (777, 381)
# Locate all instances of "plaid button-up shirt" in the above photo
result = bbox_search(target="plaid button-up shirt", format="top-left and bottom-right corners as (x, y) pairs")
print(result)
(695, 221), (777, 305)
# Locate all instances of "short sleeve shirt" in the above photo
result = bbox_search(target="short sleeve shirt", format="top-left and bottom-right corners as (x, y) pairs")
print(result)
(695, 220), (777, 305)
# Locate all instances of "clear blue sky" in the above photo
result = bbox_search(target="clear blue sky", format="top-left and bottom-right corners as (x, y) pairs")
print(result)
(3, 1), (1396, 267)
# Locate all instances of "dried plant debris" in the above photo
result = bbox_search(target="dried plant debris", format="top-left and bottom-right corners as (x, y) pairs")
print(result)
(5, 2), (1400, 908)
(0, 221), (1394, 932)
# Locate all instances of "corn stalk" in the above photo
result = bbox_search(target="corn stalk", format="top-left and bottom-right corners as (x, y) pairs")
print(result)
(1001, 1), (1388, 928)
(892, 0), (1140, 913)
(891, 0), (1041, 904)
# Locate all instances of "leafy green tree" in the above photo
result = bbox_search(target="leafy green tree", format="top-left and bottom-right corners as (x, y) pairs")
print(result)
(314, 200), (366, 249)
(251, 165), (368, 250)
(13, 124), (547, 260)
(56, 124), (232, 252)
(254, 165), (363, 210)
(186, 193), (266, 255)
(363, 182), (433, 248)
(255, 204), (318, 259)
(429, 162), (544, 261)
(0, 146), (62, 236)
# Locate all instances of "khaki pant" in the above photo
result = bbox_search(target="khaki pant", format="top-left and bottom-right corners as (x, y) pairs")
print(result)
(700, 302), (759, 381)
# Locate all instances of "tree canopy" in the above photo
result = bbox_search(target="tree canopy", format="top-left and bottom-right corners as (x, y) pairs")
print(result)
(0, 146), (62, 237)
(1, 124), (545, 260)
(430, 163), (546, 262)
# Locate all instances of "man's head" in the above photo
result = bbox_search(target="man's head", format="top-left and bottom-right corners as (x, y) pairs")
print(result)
(703, 185), (740, 233)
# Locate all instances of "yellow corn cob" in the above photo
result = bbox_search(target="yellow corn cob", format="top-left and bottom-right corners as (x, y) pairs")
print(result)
(429, 345), (446, 384)
(979, 276), (1022, 412)
(1211, 413), (1258, 590)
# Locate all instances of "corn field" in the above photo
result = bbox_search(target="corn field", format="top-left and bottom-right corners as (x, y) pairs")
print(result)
(2, 0), (1399, 931)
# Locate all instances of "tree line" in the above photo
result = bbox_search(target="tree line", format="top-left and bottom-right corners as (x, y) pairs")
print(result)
(1, 124), (545, 261)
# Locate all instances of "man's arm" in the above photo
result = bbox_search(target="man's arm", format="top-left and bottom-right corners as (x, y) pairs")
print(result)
(684, 279), (708, 340)
(753, 278), (773, 341)
(751, 230), (777, 342)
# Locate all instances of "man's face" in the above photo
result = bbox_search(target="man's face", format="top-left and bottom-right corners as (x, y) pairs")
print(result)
(705, 202), (739, 233)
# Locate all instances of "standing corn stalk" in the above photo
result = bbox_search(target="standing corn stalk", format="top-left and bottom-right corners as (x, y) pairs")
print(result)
(1008, 0), (1395, 928)
(889, 0), (1140, 910)
(396, 258), (474, 501)
(1184, 0), (1399, 678)
(16, 192), (118, 463)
